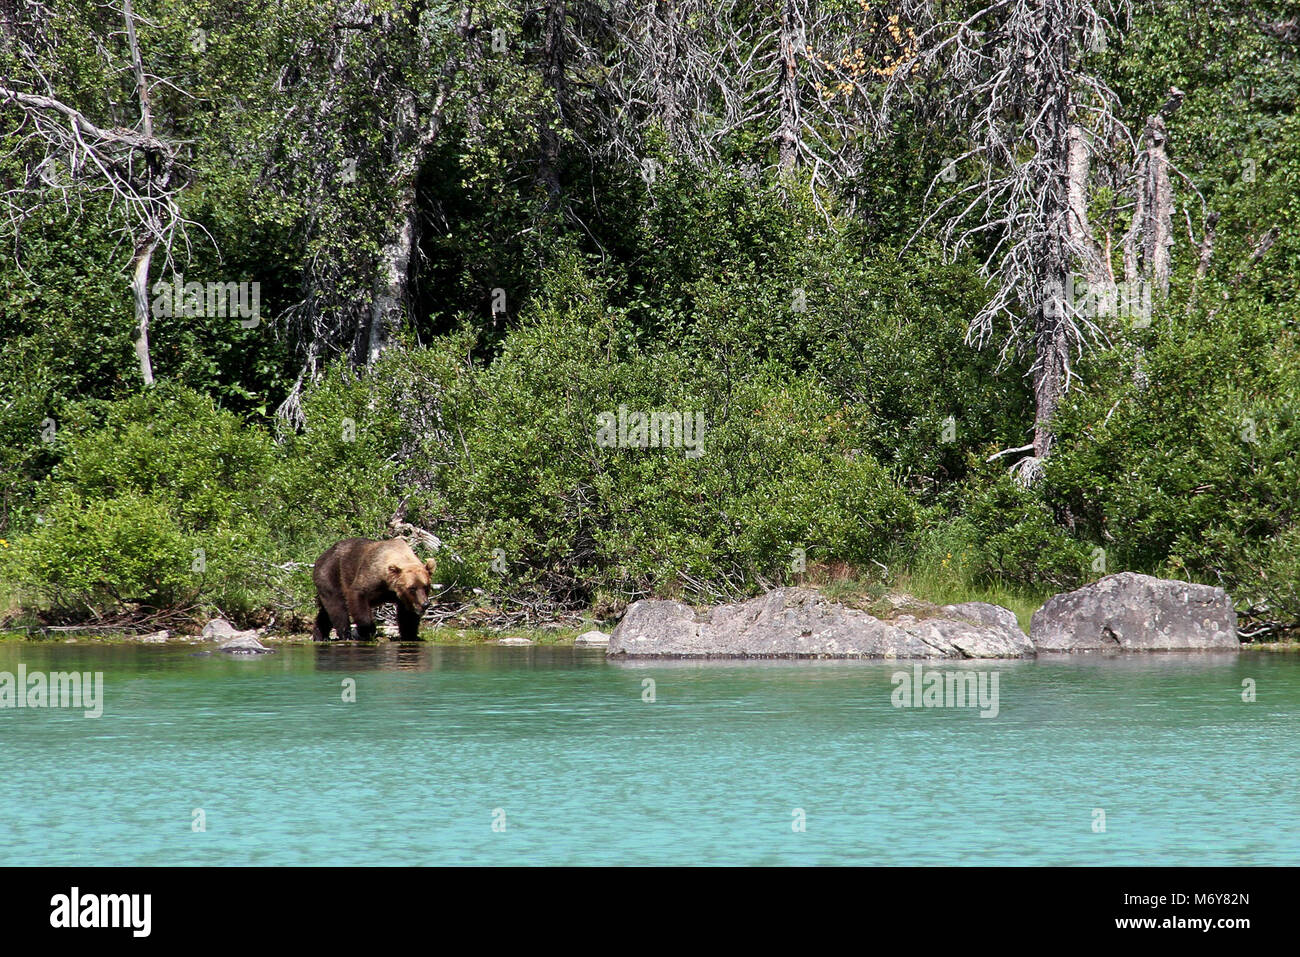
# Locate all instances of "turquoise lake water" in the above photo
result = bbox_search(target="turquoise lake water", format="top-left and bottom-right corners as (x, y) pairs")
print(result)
(1, 643), (1296, 866)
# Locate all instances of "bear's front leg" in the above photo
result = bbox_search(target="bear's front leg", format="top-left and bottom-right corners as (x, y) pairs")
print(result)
(347, 595), (377, 641)
(397, 604), (422, 642)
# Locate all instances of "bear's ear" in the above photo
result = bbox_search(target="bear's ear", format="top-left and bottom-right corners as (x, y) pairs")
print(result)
(424, 557), (437, 575)
(387, 563), (402, 579)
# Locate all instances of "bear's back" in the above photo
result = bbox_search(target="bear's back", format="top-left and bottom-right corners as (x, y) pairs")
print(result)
(361, 538), (422, 571)
(314, 537), (376, 587)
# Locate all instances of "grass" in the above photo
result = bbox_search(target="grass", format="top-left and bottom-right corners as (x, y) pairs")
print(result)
(890, 568), (1050, 633)
(794, 556), (1051, 633)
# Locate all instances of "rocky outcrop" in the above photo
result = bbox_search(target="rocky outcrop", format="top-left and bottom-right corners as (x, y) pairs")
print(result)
(1030, 572), (1239, 652)
(606, 588), (1034, 659)
(218, 634), (274, 655)
(203, 618), (272, 651)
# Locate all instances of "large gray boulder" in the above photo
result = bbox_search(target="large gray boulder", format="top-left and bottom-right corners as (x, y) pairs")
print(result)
(1030, 572), (1239, 652)
(911, 602), (1036, 659)
(606, 588), (1034, 659)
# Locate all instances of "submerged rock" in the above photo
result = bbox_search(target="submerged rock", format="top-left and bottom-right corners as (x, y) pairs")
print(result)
(1030, 572), (1239, 652)
(607, 588), (1034, 659)
(218, 634), (274, 655)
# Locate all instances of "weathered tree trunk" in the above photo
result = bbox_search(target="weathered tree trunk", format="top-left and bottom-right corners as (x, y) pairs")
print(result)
(1032, 325), (1067, 460)
(1067, 124), (1110, 286)
(130, 232), (157, 385)
(366, 191), (417, 366)
(359, 8), (471, 367)
(1124, 115), (1174, 297)
(538, 0), (567, 204)
(649, 0), (684, 144)
(1029, 1), (1077, 462)
(1123, 112), (1176, 390)
(775, 0), (800, 171)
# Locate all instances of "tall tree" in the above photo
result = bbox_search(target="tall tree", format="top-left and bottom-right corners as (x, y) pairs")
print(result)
(1, 0), (193, 385)
(266, 1), (480, 423)
(885, 0), (1132, 474)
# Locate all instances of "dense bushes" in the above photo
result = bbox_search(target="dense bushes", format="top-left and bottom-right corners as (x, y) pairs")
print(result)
(3, 235), (1298, 631)
(1040, 298), (1300, 625)
(2, 1), (1298, 635)
(430, 280), (921, 605)
(0, 386), (284, 621)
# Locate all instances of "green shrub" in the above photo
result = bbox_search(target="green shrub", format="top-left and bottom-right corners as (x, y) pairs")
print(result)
(960, 470), (1092, 590)
(1044, 299), (1300, 624)
(2, 384), (287, 623)
(404, 266), (921, 608)
(46, 384), (277, 531)
(2, 492), (193, 619)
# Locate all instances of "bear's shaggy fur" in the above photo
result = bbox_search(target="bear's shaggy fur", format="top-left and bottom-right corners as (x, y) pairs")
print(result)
(311, 538), (436, 641)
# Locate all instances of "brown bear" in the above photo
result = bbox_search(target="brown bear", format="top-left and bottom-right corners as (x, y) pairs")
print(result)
(311, 538), (436, 642)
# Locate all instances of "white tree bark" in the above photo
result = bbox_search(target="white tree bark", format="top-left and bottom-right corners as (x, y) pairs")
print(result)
(1124, 114), (1174, 298)
(131, 236), (157, 385)
(366, 196), (416, 366)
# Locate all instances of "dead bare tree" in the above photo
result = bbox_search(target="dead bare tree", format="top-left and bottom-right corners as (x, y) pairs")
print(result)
(885, 0), (1134, 476)
(601, 0), (912, 214)
(1, 0), (194, 385)
(270, 3), (476, 426)
(600, 0), (732, 165)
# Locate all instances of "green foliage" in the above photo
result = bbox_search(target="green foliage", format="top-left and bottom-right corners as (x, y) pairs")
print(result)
(46, 385), (278, 531)
(2, 385), (282, 622)
(1044, 297), (1300, 619)
(2, 493), (193, 619)
(429, 284), (920, 605)
(960, 473), (1093, 590)
(2, 0), (1298, 635)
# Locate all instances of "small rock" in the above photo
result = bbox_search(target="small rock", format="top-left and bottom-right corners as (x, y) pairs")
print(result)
(498, 636), (533, 646)
(574, 631), (610, 647)
(137, 629), (171, 643)
(202, 619), (239, 640)
(219, 634), (274, 655)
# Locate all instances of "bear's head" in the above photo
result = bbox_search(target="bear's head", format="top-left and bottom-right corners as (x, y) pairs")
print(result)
(387, 557), (437, 613)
